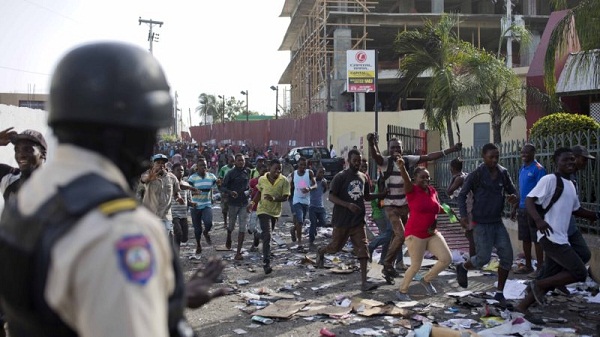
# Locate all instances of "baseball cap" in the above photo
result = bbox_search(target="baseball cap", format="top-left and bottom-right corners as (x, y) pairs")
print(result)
(572, 145), (595, 160)
(256, 155), (265, 160)
(151, 153), (168, 162)
(11, 129), (47, 151)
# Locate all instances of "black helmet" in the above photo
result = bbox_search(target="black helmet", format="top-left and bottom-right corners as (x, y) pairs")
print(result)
(48, 42), (172, 129)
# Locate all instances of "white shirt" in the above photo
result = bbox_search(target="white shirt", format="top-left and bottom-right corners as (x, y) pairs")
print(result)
(527, 174), (579, 245)
(378, 155), (420, 207)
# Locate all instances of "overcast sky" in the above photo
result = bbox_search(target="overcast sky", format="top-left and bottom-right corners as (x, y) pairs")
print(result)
(0, 0), (291, 127)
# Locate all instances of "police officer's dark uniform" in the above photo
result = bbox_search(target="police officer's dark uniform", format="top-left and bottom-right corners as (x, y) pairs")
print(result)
(0, 42), (192, 337)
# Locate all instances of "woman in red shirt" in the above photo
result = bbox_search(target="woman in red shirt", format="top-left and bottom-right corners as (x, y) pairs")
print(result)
(395, 157), (452, 301)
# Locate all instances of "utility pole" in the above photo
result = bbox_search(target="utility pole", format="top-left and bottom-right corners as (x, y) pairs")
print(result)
(139, 17), (163, 54)
(503, 0), (513, 68)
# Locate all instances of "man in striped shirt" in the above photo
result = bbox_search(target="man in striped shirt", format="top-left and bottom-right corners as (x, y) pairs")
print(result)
(188, 157), (218, 257)
(170, 163), (193, 254)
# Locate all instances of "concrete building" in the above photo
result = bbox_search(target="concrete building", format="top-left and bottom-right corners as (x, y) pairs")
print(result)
(0, 92), (48, 111)
(277, 0), (551, 146)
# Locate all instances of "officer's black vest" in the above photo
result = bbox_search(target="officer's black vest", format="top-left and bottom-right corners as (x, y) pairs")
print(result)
(0, 173), (192, 337)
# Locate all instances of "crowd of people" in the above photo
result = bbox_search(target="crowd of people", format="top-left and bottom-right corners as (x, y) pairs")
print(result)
(0, 41), (597, 336)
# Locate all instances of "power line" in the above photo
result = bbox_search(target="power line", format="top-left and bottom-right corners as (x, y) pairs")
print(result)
(21, 0), (79, 23)
(0, 65), (50, 76)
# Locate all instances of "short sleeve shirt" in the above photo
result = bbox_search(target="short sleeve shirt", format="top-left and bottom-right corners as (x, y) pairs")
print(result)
(518, 160), (546, 208)
(257, 173), (291, 218)
(527, 174), (579, 245)
(330, 169), (369, 228)
(379, 155), (420, 207)
(404, 185), (442, 239)
(188, 172), (217, 209)
(141, 171), (180, 221)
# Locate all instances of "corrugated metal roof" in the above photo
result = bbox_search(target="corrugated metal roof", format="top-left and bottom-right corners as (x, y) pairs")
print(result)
(556, 49), (600, 96)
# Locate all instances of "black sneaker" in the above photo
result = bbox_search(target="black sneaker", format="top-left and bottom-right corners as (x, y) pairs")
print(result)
(263, 264), (273, 275)
(382, 267), (397, 285)
(493, 293), (512, 309)
(456, 263), (468, 288)
(290, 227), (297, 242)
(253, 234), (260, 248)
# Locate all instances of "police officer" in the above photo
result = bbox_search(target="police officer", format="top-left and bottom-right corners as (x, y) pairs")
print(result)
(0, 42), (225, 337)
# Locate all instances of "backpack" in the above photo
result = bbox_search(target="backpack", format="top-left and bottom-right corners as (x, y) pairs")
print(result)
(532, 173), (564, 227)
(376, 155), (415, 193)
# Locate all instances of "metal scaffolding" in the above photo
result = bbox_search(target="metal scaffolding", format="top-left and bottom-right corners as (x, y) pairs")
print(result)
(285, 0), (376, 117)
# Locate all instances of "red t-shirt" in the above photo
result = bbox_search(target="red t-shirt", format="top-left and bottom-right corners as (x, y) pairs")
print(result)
(404, 185), (442, 239)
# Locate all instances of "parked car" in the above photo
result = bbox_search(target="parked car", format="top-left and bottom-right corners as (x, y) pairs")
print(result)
(282, 146), (344, 180)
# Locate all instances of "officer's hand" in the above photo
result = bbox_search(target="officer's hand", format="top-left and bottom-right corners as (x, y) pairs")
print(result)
(0, 127), (17, 146)
(230, 191), (238, 198)
(186, 257), (232, 309)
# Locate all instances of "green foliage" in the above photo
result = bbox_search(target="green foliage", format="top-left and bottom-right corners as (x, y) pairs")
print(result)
(160, 133), (178, 142)
(530, 112), (600, 139)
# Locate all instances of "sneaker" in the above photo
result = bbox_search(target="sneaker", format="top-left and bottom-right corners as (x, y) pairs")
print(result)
(263, 264), (273, 275)
(530, 280), (547, 306)
(382, 267), (397, 285)
(395, 291), (412, 302)
(315, 252), (325, 268)
(253, 234), (260, 248)
(195, 247), (202, 255)
(234, 253), (244, 261)
(249, 246), (258, 252)
(395, 261), (407, 272)
(290, 227), (297, 242)
(456, 263), (468, 288)
(493, 293), (512, 309)
(420, 279), (437, 295)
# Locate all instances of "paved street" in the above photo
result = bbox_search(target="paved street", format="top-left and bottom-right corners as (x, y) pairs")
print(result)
(180, 195), (600, 337)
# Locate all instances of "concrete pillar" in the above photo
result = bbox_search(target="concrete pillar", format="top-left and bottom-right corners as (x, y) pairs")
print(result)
(520, 31), (540, 67)
(431, 0), (444, 13)
(333, 28), (352, 111)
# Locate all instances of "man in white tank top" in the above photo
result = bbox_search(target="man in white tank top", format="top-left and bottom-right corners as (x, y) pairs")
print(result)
(290, 157), (316, 251)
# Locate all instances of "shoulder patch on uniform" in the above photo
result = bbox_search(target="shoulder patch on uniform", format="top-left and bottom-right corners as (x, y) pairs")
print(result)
(115, 235), (154, 285)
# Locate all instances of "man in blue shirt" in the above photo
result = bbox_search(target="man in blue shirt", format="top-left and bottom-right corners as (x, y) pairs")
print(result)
(511, 144), (546, 277)
(188, 157), (217, 258)
(457, 143), (518, 308)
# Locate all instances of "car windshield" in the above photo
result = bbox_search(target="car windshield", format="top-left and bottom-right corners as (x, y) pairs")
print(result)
(296, 147), (331, 159)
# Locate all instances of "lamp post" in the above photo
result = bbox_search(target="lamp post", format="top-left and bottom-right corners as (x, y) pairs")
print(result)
(240, 90), (249, 121)
(270, 85), (279, 119)
(217, 95), (225, 124)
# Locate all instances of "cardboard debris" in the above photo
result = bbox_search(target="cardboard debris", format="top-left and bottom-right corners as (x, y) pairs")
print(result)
(252, 300), (309, 318)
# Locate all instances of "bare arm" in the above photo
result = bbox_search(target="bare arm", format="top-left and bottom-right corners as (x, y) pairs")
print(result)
(367, 133), (384, 166)
(446, 175), (464, 196)
(397, 157), (413, 194)
(418, 143), (462, 164)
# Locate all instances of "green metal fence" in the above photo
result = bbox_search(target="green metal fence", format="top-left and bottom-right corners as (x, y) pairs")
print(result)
(432, 130), (600, 235)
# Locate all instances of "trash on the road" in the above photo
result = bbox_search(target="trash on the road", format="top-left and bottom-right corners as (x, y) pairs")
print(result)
(251, 315), (274, 325)
(236, 279), (250, 285)
(253, 299), (309, 318)
(349, 327), (388, 335)
(319, 327), (336, 337)
(311, 283), (332, 291)
(478, 317), (531, 336)
(233, 328), (247, 334)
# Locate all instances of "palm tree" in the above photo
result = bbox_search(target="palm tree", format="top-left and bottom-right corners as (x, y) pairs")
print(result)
(195, 93), (218, 125)
(395, 15), (476, 146)
(544, 0), (600, 93)
(463, 49), (525, 144)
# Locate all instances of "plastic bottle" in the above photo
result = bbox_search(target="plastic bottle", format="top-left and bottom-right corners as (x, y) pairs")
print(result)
(441, 203), (459, 223)
(247, 299), (269, 307)
(251, 315), (274, 325)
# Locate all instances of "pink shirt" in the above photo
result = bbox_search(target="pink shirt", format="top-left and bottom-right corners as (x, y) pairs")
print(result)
(404, 185), (442, 239)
